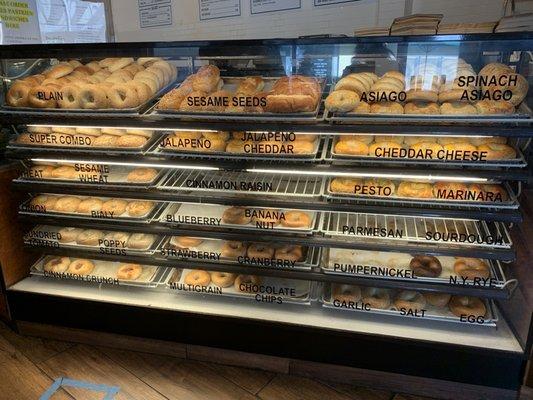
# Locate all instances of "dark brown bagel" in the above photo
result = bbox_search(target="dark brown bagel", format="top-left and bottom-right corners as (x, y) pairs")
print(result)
(409, 255), (442, 278)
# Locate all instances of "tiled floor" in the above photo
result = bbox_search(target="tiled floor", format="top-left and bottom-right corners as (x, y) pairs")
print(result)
(0, 321), (528, 400)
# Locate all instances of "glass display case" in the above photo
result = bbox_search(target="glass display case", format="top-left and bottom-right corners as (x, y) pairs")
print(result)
(0, 33), (532, 399)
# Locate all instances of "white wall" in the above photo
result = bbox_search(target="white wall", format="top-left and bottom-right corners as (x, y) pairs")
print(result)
(111, 0), (528, 42)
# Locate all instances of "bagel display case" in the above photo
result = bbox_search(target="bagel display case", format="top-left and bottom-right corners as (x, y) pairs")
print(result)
(0, 34), (533, 399)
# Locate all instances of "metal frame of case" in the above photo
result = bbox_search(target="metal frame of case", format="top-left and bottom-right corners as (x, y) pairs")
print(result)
(1, 33), (533, 398)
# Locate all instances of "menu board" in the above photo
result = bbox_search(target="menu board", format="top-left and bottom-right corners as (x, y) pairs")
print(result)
(251, 0), (301, 14)
(0, 0), (41, 44)
(139, 0), (172, 28)
(199, 0), (241, 20)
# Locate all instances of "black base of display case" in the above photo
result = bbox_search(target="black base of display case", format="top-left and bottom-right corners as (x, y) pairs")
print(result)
(7, 290), (526, 393)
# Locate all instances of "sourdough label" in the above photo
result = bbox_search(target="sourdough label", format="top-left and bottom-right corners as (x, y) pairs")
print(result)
(43, 271), (120, 285)
(425, 231), (503, 245)
(333, 263), (415, 278)
(342, 225), (404, 238)
(165, 214), (221, 226)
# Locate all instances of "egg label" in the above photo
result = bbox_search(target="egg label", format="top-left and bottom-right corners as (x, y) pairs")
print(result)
(360, 91), (406, 102)
(460, 315), (486, 324)
(185, 179), (273, 192)
(332, 299), (372, 311)
(449, 276), (498, 287)
(333, 263), (415, 278)
(342, 225), (404, 238)
(43, 270), (120, 285)
(169, 282), (223, 294)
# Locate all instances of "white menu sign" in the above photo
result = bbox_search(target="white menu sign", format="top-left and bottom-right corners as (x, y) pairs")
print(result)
(199, 0), (240, 21)
(139, 0), (172, 28)
(314, 0), (359, 6)
(0, 0), (41, 44)
(251, 0), (301, 14)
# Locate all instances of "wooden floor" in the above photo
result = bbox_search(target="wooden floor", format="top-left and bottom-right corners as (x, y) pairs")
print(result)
(0, 321), (433, 400)
(1, 320), (531, 400)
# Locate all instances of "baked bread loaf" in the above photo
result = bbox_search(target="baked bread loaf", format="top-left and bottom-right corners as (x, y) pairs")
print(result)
(264, 75), (321, 113)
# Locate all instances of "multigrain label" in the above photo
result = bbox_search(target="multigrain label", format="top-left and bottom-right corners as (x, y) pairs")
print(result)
(169, 282), (223, 294)
(333, 263), (415, 278)
(360, 91), (406, 102)
(342, 225), (404, 238)
(43, 271), (120, 285)
(372, 147), (488, 161)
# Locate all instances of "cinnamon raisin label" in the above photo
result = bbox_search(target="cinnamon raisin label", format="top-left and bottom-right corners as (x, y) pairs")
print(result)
(360, 91), (406, 102)
(333, 263), (415, 278)
(185, 179), (273, 191)
(342, 225), (404, 238)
